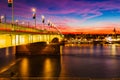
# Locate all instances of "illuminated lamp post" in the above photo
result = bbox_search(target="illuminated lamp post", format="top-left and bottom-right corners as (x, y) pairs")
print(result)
(15, 20), (18, 25)
(0, 15), (4, 23)
(47, 20), (50, 31)
(8, 0), (14, 30)
(21, 21), (25, 27)
(32, 8), (36, 28)
(15, 20), (18, 30)
(47, 20), (51, 42)
(1, 15), (6, 23)
(41, 15), (45, 30)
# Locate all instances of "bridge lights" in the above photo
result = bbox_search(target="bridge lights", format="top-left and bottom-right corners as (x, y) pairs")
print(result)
(41, 15), (45, 23)
(1, 16), (4, 19)
(15, 20), (19, 30)
(8, 0), (14, 31)
(32, 8), (36, 13)
(32, 8), (36, 19)
(22, 22), (25, 26)
(32, 13), (36, 19)
(0, 16), (4, 23)
(47, 20), (50, 26)
(15, 20), (18, 25)
(0, 15), (6, 23)
(8, 0), (13, 7)
(47, 20), (50, 31)
(41, 15), (45, 30)
(32, 8), (36, 28)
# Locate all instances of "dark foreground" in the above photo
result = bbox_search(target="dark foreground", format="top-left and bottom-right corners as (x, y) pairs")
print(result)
(1, 44), (120, 80)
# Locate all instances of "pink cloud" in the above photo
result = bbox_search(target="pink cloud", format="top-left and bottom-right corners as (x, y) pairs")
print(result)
(1, 0), (120, 33)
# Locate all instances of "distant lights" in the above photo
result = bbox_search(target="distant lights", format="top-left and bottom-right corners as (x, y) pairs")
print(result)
(1, 15), (4, 19)
(32, 8), (36, 12)
(106, 36), (112, 41)
(41, 15), (45, 23)
(41, 15), (45, 19)
(22, 22), (25, 24)
(15, 20), (18, 22)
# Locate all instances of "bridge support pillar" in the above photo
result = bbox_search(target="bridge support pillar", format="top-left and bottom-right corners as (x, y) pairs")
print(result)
(16, 45), (31, 55)
(15, 42), (60, 56)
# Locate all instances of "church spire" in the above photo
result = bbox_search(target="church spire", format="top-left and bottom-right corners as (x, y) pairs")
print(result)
(113, 27), (116, 33)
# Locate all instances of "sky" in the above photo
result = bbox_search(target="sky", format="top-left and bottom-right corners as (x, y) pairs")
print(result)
(0, 0), (120, 34)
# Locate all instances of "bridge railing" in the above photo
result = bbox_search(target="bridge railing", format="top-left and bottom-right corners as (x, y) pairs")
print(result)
(0, 23), (59, 34)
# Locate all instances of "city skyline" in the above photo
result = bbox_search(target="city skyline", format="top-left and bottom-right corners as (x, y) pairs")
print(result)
(0, 0), (120, 34)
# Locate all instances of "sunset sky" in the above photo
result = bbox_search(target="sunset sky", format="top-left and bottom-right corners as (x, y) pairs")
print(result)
(0, 0), (120, 34)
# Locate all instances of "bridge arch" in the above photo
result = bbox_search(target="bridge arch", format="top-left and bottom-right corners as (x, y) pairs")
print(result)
(51, 37), (59, 43)
(49, 34), (63, 43)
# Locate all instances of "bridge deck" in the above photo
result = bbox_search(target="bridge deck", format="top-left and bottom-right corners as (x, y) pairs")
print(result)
(0, 23), (63, 48)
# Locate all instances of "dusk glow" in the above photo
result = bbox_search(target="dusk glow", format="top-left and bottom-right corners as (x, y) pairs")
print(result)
(0, 0), (120, 34)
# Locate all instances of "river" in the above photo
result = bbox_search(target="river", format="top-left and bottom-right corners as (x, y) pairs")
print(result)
(1, 44), (120, 79)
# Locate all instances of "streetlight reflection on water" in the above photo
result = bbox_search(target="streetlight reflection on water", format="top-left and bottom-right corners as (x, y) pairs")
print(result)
(17, 56), (61, 77)
(20, 58), (29, 77)
(43, 58), (52, 77)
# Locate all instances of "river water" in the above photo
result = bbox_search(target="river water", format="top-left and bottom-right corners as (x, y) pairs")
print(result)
(1, 44), (120, 78)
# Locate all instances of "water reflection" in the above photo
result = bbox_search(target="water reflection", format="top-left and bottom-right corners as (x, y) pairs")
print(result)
(17, 56), (61, 77)
(20, 58), (29, 77)
(5, 47), (9, 56)
(0, 47), (15, 69)
(62, 44), (120, 57)
(111, 44), (116, 56)
(1, 44), (120, 78)
(44, 58), (52, 77)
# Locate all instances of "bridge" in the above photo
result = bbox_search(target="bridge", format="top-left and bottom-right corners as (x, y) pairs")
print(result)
(0, 23), (64, 48)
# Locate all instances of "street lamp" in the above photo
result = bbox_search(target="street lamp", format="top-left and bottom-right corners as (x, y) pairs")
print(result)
(47, 20), (50, 31)
(41, 15), (45, 30)
(8, 0), (14, 30)
(41, 15), (45, 23)
(32, 8), (36, 12)
(1, 15), (6, 23)
(0, 15), (4, 23)
(15, 20), (19, 30)
(15, 20), (18, 25)
(47, 20), (50, 26)
(32, 8), (36, 28)
(8, 0), (12, 7)
(22, 21), (25, 26)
